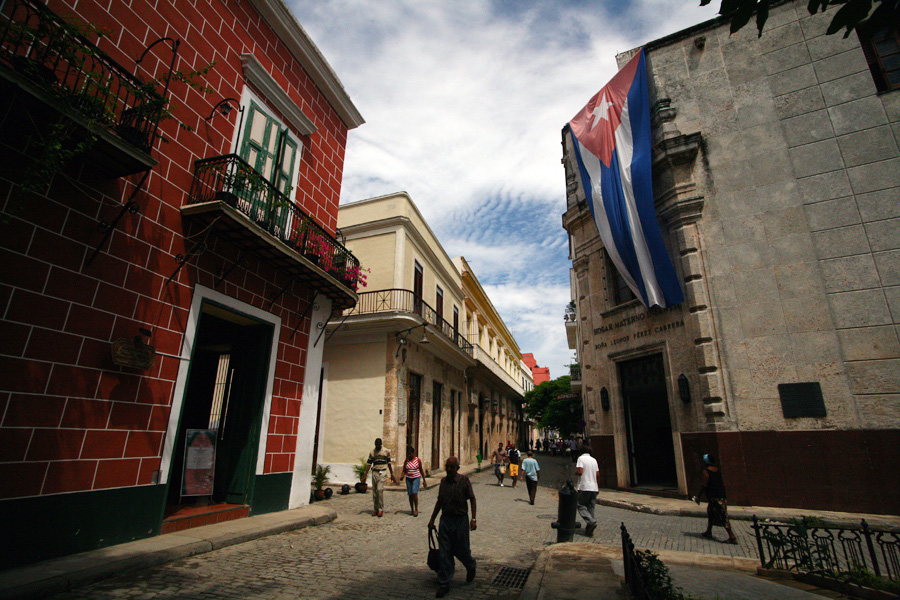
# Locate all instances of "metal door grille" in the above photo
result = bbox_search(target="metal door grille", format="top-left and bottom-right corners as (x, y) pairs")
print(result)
(491, 566), (531, 588)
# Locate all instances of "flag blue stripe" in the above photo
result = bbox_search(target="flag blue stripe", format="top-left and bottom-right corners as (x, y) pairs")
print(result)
(627, 52), (684, 306)
(599, 151), (650, 304)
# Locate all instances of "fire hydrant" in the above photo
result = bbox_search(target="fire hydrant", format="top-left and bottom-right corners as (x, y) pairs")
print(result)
(551, 480), (581, 542)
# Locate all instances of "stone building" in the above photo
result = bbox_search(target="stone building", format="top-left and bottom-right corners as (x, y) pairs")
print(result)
(563, 1), (899, 514)
(0, 0), (362, 566)
(320, 193), (532, 482)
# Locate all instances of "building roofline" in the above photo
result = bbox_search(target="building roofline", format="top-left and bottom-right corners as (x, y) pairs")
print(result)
(622, 0), (796, 58)
(249, 0), (364, 129)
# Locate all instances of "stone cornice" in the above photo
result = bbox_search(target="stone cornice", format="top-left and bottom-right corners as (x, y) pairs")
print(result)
(241, 54), (316, 135)
(248, 0), (364, 129)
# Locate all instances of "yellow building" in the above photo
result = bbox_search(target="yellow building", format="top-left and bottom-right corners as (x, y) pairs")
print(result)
(320, 193), (532, 481)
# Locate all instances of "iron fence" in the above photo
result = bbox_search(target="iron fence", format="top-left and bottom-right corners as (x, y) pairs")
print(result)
(752, 516), (900, 581)
(188, 154), (360, 289)
(0, 0), (164, 151)
(621, 523), (654, 600)
(348, 288), (473, 356)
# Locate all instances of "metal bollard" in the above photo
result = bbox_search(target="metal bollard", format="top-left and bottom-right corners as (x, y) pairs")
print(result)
(550, 480), (581, 542)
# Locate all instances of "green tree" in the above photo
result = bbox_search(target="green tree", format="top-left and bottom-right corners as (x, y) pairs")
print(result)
(524, 376), (583, 438)
(701, 0), (898, 38)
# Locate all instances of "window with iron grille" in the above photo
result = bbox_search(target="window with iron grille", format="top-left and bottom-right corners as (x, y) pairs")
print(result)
(607, 251), (636, 306)
(858, 24), (900, 92)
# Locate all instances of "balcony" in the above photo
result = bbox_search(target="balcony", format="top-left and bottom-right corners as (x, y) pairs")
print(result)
(0, 0), (162, 178)
(183, 154), (360, 310)
(565, 304), (578, 349)
(569, 363), (582, 393)
(347, 288), (473, 356)
(472, 344), (526, 397)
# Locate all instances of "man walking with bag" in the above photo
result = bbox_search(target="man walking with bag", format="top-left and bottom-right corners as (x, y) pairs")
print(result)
(428, 456), (476, 598)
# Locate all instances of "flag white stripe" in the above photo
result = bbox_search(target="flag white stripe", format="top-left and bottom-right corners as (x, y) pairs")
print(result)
(613, 99), (665, 307)
(576, 137), (642, 296)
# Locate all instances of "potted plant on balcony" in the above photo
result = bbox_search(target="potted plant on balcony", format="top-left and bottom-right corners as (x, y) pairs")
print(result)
(352, 457), (369, 493)
(306, 232), (332, 271)
(312, 463), (330, 500)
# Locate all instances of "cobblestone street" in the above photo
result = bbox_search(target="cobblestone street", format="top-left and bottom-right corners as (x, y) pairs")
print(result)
(49, 455), (758, 600)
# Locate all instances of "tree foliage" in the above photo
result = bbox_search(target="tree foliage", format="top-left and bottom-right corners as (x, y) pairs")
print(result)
(701, 0), (899, 38)
(524, 376), (583, 438)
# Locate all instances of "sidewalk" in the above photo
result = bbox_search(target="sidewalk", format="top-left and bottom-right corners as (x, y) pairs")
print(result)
(520, 543), (833, 600)
(594, 487), (900, 530)
(0, 504), (335, 600)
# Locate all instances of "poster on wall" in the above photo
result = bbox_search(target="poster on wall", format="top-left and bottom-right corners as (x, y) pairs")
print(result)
(182, 429), (216, 496)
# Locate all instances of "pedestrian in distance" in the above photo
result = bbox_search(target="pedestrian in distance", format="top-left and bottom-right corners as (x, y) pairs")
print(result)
(361, 437), (396, 517)
(575, 444), (600, 537)
(507, 443), (521, 489)
(519, 450), (540, 505)
(401, 445), (427, 517)
(428, 456), (477, 598)
(490, 442), (507, 487)
(535, 438), (542, 452)
(693, 453), (738, 544)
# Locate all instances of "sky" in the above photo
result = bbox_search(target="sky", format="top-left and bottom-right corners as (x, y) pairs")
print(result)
(289, 0), (721, 379)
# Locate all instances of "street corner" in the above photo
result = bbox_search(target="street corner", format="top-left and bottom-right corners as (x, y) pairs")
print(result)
(522, 543), (624, 600)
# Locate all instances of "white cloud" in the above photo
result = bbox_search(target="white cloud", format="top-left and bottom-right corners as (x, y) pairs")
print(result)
(290, 0), (719, 376)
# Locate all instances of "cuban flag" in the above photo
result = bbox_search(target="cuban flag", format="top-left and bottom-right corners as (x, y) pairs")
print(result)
(568, 49), (683, 308)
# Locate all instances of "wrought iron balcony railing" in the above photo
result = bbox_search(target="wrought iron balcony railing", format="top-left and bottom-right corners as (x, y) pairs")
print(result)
(0, 0), (165, 153)
(348, 289), (473, 356)
(569, 363), (582, 381)
(187, 154), (361, 291)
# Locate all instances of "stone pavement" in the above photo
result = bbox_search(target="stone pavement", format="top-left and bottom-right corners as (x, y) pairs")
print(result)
(2, 454), (895, 600)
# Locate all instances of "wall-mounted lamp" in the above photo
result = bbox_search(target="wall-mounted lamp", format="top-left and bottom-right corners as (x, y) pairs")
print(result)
(678, 374), (691, 404)
(600, 387), (610, 411)
(205, 97), (245, 154)
(395, 322), (429, 357)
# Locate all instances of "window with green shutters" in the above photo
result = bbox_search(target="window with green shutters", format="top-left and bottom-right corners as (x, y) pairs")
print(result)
(237, 99), (300, 235)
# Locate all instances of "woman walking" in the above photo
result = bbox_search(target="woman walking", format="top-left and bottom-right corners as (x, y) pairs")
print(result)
(693, 454), (738, 544)
(401, 445), (427, 516)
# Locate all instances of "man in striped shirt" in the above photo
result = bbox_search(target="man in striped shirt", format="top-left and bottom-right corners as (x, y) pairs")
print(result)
(361, 438), (396, 517)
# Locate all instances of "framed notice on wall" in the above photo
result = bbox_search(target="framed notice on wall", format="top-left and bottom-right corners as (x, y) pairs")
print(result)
(182, 429), (216, 496)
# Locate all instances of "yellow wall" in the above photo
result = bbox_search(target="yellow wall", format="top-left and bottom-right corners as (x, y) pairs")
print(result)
(321, 340), (386, 467)
(346, 232), (395, 292)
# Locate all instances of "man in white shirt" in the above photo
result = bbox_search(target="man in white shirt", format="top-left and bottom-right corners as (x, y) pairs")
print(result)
(575, 444), (600, 536)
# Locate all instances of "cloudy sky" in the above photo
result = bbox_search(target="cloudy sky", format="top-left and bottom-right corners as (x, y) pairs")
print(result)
(290, 0), (720, 379)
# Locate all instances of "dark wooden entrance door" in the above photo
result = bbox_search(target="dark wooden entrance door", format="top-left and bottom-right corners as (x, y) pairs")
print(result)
(407, 372), (422, 454)
(431, 381), (442, 470)
(619, 353), (677, 488)
(168, 308), (272, 508)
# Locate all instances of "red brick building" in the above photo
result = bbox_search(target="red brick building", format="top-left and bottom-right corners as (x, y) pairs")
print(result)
(0, 0), (363, 567)
(522, 353), (550, 386)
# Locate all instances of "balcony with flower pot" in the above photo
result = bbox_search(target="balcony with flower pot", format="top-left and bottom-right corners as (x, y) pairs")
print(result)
(183, 153), (361, 310)
(0, 0), (168, 178)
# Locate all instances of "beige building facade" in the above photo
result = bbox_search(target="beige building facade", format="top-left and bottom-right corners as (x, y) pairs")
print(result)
(320, 193), (532, 482)
(563, 1), (899, 514)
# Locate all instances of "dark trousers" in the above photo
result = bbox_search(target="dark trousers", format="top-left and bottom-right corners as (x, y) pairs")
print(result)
(525, 477), (538, 503)
(437, 514), (475, 586)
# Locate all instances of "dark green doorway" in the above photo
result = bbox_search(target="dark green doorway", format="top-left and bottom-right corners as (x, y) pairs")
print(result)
(166, 303), (273, 516)
(619, 353), (677, 488)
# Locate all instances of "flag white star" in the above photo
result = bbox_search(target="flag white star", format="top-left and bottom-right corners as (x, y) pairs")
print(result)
(590, 95), (613, 129)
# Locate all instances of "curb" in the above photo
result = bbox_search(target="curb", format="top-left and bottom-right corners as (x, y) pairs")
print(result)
(0, 505), (336, 600)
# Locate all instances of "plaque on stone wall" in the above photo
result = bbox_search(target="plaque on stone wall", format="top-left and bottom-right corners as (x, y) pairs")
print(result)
(778, 382), (826, 418)
(111, 336), (157, 370)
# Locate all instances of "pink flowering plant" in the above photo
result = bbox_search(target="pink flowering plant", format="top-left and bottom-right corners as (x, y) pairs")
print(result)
(344, 263), (371, 291)
(305, 232), (333, 271)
